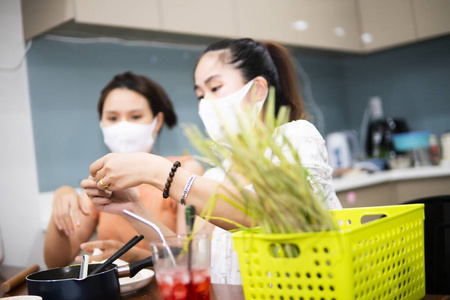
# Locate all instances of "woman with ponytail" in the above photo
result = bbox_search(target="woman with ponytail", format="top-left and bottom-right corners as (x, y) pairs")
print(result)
(81, 39), (342, 284)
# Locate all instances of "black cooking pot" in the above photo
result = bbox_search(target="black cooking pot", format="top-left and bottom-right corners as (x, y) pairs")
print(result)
(26, 257), (153, 300)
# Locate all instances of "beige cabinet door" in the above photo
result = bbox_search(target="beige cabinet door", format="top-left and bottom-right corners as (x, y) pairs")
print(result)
(160, 0), (238, 37)
(75, 0), (162, 31)
(22, 0), (75, 40)
(412, 0), (450, 40)
(358, 0), (416, 52)
(235, 0), (292, 43)
(236, 0), (361, 52)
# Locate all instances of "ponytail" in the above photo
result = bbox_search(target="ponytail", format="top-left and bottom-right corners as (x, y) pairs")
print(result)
(261, 42), (306, 121)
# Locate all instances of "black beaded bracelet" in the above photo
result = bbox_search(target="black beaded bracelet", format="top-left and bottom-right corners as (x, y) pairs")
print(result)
(163, 161), (181, 199)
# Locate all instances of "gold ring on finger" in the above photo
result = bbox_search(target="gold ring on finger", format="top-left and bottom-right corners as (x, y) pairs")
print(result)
(100, 178), (110, 189)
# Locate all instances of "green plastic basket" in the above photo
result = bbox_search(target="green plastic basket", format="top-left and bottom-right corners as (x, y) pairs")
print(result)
(232, 204), (425, 300)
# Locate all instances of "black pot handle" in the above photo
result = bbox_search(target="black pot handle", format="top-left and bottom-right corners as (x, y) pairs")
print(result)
(116, 247), (184, 278)
(129, 256), (153, 277)
(116, 256), (153, 278)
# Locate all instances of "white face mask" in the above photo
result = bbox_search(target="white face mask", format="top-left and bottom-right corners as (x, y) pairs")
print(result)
(198, 79), (267, 145)
(100, 118), (158, 153)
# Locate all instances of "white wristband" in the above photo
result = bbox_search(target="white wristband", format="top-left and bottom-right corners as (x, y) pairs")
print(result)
(180, 175), (196, 206)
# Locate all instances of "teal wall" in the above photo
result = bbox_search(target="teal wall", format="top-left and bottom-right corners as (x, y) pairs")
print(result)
(341, 36), (450, 136)
(27, 37), (205, 192)
(27, 35), (450, 192)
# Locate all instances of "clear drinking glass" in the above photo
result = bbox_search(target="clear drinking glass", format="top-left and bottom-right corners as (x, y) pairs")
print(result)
(150, 234), (210, 300)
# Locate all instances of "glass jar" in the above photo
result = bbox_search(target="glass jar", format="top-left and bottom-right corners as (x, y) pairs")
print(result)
(441, 131), (450, 163)
(430, 134), (440, 165)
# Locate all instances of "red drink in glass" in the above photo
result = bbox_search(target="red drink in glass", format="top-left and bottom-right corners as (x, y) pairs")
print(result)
(156, 266), (211, 300)
(151, 234), (211, 300)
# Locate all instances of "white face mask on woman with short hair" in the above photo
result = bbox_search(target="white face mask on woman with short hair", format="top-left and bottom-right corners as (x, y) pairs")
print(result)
(100, 117), (158, 153)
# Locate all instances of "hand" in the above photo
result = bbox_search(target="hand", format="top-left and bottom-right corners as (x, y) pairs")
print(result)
(89, 153), (157, 191)
(51, 186), (91, 236)
(75, 240), (151, 263)
(81, 176), (141, 215)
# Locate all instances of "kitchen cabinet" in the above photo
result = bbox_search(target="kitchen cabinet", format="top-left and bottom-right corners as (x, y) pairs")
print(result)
(21, 0), (74, 40)
(75, 0), (162, 31)
(337, 182), (395, 208)
(337, 173), (450, 208)
(31, 0), (450, 55)
(235, 0), (361, 52)
(357, 0), (416, 52)
(160, 0), (238, 38)
(74, 0), (237, 38)
(412, 0), (450, 40)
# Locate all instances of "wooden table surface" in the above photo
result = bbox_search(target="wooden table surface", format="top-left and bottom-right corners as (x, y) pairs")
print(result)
(1, 265), (449, 299)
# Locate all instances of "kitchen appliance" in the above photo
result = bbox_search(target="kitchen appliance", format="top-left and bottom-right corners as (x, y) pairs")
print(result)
(366, 117), (409, 158)
(326, 131), (359, 170)
(359, 96), (409, 159)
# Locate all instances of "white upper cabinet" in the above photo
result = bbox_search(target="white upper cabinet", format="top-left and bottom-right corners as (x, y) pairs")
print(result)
(160, 0), (238, 37)
(75, 0), (162, 31)
(236, 0), (361, 52)
(37, 0), (448, 54)
(412, 0), (450, 40)
(21, 0), (74, 40)
(357, 0), (416, 52)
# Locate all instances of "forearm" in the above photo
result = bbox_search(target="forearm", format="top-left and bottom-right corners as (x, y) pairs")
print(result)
(150, 162), (252, 230)
(44, 219), (80, 268)
(92, 154), (252, 230)
(44, 213), (96, 268)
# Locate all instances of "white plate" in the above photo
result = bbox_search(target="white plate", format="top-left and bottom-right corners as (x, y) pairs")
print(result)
(119, 268), (155, 295)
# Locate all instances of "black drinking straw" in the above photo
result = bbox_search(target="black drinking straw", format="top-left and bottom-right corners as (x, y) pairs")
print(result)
(90, 234), (144, 275)
(186, 205), (196, 299)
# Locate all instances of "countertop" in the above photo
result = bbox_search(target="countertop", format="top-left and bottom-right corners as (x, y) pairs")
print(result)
(333, 165), (450, 192)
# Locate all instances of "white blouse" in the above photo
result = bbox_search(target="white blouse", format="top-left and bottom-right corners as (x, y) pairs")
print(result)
(204, 120), (342, 285)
